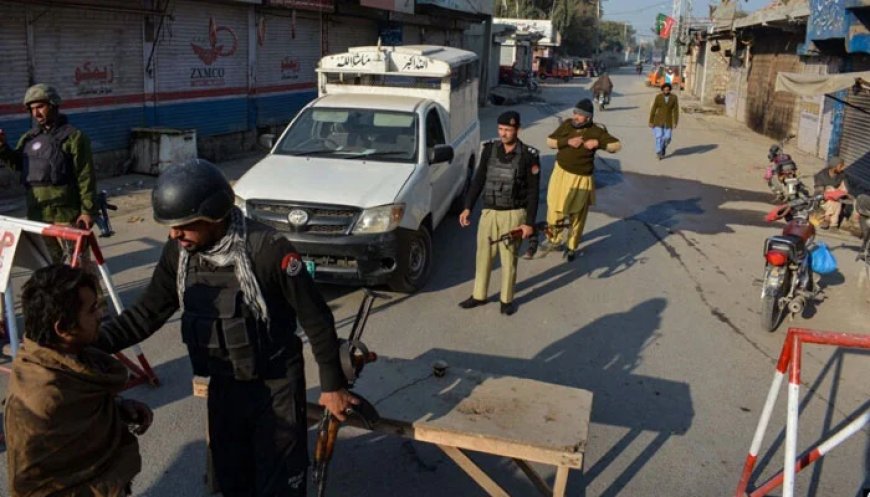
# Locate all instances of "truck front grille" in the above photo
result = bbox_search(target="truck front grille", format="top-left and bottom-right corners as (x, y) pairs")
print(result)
(247, 201), (360, 235)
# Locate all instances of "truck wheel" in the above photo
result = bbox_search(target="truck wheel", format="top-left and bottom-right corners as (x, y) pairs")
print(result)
(389, 226), (432, 293)
(448, 158), (475, 215)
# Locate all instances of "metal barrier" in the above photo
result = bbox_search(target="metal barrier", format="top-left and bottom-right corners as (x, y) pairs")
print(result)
(734, 327), (870, 497)
(0, 215), (158, 389)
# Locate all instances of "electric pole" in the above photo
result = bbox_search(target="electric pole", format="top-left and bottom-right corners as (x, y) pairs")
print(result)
(666, 0), (681, 65)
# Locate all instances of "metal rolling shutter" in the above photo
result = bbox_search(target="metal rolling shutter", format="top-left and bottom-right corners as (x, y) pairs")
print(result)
(154, 0), (250, 136)
(327, 16), (378, 54)
(29, 5), (145, 152)
(255, 12), (321, 126)
(0, 3), (30, 139)
(839, 91), (870, 193)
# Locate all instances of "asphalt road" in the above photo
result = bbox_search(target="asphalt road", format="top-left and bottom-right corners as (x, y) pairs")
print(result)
(1, 69), (868, 496)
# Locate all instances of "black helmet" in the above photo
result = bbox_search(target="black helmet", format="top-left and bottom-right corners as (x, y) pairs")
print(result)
(152, 159), (234, 226)
(768, 144), (782, 162)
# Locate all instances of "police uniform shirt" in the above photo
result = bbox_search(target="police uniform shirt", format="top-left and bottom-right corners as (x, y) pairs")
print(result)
(463, 139), (541, 226)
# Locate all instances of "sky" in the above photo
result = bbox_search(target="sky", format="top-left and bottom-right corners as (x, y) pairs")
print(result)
(601, 0), (774, 37)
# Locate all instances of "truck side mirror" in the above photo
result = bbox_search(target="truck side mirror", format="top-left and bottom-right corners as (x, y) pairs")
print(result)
(429, 144), (454, 164)
(258, 134), (275, 150)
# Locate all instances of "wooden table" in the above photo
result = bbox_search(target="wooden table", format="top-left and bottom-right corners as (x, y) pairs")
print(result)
(193, 354), (593, 497)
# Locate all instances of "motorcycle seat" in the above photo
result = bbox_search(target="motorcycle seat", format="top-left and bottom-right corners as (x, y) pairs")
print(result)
(769, 234), (806, 255)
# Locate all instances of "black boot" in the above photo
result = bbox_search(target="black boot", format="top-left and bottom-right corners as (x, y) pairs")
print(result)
(500, 301), (517, 316)
(459, 296), (487, 309)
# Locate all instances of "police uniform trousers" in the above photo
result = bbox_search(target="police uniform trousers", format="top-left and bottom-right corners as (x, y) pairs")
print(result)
(546, 164), (595, 251)
(207, 363), (309, 497)
(473, 208), (526, 304)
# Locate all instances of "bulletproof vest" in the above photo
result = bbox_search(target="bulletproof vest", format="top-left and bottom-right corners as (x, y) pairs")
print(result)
(180, 256), (292, 381)
(482, 143), (527, 210)
(22, 123), (76, 187)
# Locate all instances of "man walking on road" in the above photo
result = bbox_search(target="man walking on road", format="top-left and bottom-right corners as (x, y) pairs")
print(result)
(544, 99), (621, 262)
(95, 159), (357, 496)
(458, 111), (541, 316)
(649, 83), (679, 160)
(0, 84), (97, 262)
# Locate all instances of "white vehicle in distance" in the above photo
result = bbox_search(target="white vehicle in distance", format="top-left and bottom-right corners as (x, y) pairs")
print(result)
(233, 45), (480, 292)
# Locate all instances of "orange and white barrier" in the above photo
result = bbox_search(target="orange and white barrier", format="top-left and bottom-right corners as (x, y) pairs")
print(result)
(0, 215), (158, 388)
(734, 327), (870, 497)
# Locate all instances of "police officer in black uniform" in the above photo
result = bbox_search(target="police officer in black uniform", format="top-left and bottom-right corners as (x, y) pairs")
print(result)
(458, 111), (541, 316)
(95, 159), (356, 496)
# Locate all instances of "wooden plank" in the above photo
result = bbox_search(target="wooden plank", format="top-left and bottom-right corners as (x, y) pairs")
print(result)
(552, 466), (570, 497)
(438, 445), (511, 497)
(512, 459), (553, 496)
(302, 354), (593, 467)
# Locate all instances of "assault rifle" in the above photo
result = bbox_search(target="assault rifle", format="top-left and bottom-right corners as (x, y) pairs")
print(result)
(312, 289), (385, 497)
(488, 219), (572, 246)
(94, 190), (117, 237)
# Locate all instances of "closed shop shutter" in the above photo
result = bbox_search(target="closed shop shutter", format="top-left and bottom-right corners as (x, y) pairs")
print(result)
(255, 12), (321, 126)
(0, 2), (30, 140)
(838, 91), (870, 193)
(154, 0), (250, 136)
(327, 16), (378, 54)
(30, 5), (145, 152)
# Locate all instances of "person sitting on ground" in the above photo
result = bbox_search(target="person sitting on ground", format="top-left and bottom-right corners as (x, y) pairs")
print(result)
(813, 156), (849, 230)
(591, 72), (613, 106)
(4, 264), (152, 497)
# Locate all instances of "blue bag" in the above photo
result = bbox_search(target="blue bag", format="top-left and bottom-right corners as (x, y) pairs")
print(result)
(810, 242), (837, 275)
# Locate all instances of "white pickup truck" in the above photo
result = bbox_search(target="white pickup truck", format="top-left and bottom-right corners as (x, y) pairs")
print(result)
(233, 45), (480, 292)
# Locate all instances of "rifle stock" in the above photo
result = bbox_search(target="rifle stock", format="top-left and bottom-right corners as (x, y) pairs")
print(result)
(488, 219), (572, 246)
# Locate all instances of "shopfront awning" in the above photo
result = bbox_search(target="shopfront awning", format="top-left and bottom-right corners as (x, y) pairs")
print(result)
(774, 71), (870, 96)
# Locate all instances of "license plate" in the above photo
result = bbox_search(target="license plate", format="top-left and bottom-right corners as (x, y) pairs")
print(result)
(305, 260), (316, 277)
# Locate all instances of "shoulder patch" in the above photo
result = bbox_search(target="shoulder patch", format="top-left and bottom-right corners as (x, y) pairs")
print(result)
(281, 252), (303, 277)
(531, 164), (540, 175)
(524, 144), (539, 155)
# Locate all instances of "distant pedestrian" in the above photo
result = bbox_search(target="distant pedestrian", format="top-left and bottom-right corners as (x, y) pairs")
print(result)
(543, 99), (621, 262)
(649, 83), (679, 160)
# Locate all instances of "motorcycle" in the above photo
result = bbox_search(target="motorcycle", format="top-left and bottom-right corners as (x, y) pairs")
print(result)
(595, 92), (609, 111)
(760, 192), (835, 331)
(763, 136), (809, 203)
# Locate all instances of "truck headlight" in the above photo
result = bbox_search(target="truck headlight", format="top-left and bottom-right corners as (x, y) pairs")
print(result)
(352, 204), (405, 234)
(234, 195), (247, 216)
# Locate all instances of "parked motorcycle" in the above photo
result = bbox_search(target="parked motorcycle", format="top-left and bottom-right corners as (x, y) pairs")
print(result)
(764, 136), (809, 203)
(760, 192), (834, 331)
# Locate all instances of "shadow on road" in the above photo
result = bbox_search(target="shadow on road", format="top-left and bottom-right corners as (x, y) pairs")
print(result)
(408, 298), (693, 495)
(669, 144), (718, 157)
(602, 106), (639, 112)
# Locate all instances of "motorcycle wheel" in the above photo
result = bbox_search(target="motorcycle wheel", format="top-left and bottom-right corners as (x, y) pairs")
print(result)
(761, 273), (788, 332)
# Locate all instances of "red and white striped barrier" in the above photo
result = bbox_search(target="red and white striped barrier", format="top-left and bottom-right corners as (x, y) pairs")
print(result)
(734, 327), (870, 497)
(0, 215), (159, 389)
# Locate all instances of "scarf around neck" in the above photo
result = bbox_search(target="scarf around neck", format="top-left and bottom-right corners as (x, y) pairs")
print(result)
(176, 207), (270, 325)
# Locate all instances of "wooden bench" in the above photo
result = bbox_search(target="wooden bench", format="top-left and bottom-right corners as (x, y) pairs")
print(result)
(192, 354), (593, 497)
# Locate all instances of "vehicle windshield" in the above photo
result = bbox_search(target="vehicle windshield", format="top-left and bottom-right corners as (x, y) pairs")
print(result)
(274, 108), (418, 163)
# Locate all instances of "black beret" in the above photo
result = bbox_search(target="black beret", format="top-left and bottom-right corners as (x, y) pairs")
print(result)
(497, 111), (521, 127)
(574, 98), (594, 117)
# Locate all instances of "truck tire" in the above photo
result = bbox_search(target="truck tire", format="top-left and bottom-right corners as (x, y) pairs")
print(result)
(449, 157), (475, 215)
(389, 225), (432, 293)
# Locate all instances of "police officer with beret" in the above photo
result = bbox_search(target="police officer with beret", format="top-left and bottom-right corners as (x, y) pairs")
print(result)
(95, 159), (356, 496)
(0, 84), (97, 262)
(458, 111), (541, 316)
